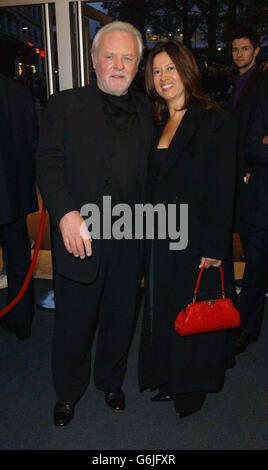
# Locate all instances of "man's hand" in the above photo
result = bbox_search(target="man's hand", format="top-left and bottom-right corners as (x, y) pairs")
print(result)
(244, 172), (251, 184)
(199, 257), (222, 269)
(262, 135), (268, 145)
(59, 210), (92, 259)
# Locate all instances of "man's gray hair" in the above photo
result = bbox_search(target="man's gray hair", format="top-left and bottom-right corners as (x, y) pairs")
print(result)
(91, 21), (143, 64)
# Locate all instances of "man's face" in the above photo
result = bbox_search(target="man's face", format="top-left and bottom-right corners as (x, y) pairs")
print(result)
(232, 37), (260, 74)
(92, 30), (138, 96)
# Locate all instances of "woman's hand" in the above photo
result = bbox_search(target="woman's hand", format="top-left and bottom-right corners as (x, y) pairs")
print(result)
(199, 257), (222, 269)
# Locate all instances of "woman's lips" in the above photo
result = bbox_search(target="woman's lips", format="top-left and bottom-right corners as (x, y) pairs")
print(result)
(161, 83), (174, 90)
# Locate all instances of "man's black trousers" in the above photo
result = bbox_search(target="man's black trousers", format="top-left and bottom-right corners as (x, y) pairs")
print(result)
(239, 222), (268, 339)
(52, 238), (143, 405)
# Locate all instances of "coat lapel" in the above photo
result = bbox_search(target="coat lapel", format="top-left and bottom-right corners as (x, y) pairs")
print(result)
(130, 90), (154, 178)
(155, 106), (203, 186)
(83, 81), (113, 172)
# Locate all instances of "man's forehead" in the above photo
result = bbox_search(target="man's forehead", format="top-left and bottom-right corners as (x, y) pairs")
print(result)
(98, 30), (137, 52)
(232, 37), (253, 48)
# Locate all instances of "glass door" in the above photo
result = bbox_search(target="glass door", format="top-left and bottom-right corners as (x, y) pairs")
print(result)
(0, 2), (58, 120)
(0, 1), (126, 93)
(69, 1), (112, 88)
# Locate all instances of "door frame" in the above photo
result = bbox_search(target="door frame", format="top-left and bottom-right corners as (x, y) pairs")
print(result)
(0, 0), (113, 92)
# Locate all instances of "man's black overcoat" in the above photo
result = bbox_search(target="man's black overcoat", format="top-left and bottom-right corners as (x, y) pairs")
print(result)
(243, 75), (268, 227)
(229, 66), (265, 232)
(36, 81), (154, 283)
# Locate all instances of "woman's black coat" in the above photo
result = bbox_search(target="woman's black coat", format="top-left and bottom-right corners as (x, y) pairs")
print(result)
(139, 105), (237, 394)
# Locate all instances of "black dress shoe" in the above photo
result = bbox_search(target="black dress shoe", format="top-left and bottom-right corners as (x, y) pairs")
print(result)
(174, 391), (206, 418)
(235, 329), (254, 355)
(179, 410), (199, 419)
(104, 389), (125, 412)
(151, 391), (174, 402)
(0, 320), (31, 340)
(15, 330), (31, 341)
(54, 402), (74, 427)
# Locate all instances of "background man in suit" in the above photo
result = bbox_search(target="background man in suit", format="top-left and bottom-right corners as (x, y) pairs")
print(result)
(0, 74), (38, 340)
(36, 21), (153, 427)
(230, 26), (263, 231)
(229, 26), (266, 353)
(237, 76), (268, 353)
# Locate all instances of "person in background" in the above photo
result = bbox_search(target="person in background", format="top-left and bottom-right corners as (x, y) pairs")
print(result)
(229, 26), (267, 354)
(138, 40), (236, 418)
(0, 73), (38, 339)
(236, 74), (268, 351)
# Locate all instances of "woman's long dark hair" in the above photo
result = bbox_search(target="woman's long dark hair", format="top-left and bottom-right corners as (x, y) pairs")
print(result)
(145, 40), (214, 125)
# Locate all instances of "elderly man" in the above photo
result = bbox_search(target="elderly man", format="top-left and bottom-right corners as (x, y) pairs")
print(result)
(36, 21), (153, 426)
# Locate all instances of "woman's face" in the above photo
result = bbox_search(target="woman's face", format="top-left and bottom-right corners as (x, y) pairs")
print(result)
(152, 51), (185, 106)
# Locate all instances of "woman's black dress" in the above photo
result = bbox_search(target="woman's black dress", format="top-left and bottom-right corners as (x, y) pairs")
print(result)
(138, 105), (237, 395)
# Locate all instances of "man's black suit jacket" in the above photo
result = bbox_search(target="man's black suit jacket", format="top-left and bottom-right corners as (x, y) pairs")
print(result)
(243, 75), (268, 227)
(36, 81), (154, 283)
(0, 74), (38, 224)
(229, 66), (265, 232)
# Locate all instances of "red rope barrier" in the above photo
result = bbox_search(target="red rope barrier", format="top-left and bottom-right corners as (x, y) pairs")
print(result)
(0, 205), (47, 318)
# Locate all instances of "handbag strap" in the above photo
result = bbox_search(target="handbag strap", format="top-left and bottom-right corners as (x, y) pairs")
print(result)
(193, 265), (225, 301)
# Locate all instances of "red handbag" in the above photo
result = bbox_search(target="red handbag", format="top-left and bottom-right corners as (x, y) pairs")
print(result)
(174, 265), (240, 336)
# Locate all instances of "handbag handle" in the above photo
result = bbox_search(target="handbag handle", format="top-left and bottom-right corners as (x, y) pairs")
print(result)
(193, 265), (225, 302)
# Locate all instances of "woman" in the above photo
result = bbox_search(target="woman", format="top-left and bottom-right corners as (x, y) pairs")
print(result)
(139, 41), (237, 418)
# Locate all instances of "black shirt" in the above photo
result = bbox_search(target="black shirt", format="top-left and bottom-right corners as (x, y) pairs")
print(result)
(98, 88), (143, 204)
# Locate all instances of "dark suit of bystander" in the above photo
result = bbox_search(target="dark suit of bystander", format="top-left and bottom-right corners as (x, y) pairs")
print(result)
(0, 73), (38, 339)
